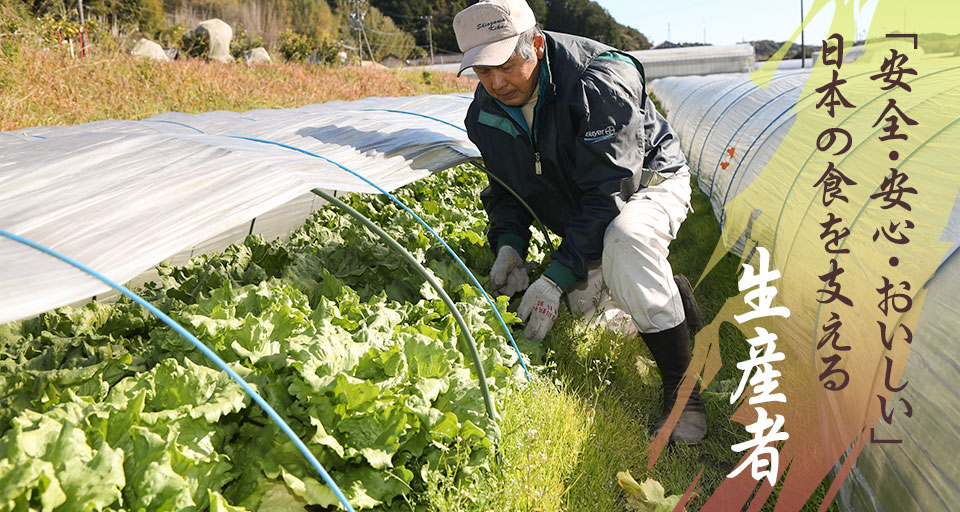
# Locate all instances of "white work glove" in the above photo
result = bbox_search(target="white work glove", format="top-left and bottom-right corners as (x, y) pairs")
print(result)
(489, 245), (529, 297)
(517, 276), (562, 341)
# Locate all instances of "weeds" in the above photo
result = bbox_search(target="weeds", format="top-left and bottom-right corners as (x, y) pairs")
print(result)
(0, 46), (476, 131)
(421, 376), (591, 511)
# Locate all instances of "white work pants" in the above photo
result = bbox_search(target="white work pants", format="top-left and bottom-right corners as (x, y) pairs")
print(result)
(566, 167), (692, 334)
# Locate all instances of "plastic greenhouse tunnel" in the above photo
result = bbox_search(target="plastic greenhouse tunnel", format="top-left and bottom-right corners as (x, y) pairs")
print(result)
(650, 42), (960, 511)
(0, 94), (542, 511)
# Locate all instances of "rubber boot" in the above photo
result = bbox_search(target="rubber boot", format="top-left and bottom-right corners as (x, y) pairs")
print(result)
(641, 320), (708, 445)
(673, 274), (704, 336)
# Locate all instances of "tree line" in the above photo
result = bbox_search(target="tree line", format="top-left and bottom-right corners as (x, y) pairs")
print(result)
(369, 0), (650, 57)
(3, 0), (651, 62)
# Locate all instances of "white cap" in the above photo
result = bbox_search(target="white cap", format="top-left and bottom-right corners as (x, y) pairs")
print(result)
(453, 0), (537, 76)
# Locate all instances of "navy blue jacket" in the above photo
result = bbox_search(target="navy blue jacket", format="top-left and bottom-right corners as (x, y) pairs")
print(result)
(464, 31), (687, 290)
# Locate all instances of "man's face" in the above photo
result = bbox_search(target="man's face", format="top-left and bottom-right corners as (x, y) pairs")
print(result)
(474, 35), (545, 106)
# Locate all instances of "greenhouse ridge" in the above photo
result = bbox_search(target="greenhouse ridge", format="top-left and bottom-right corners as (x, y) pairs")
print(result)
(0, 94), (479, 324)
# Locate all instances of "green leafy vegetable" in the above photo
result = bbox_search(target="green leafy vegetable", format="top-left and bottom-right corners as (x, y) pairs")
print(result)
(0, 165), (530, 510)
(617, 471), (686, 512)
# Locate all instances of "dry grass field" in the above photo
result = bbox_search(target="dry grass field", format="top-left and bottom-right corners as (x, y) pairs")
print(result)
(0, 45), (475, 131)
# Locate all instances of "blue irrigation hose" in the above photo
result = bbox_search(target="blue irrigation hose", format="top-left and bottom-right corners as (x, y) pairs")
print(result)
(0, 230), (356, 512)
(129, 115), (530, 380)
(357, 108), (557, 255)
(358, 108), (468, 132)
(312, 188), (499, 423)
(145, 119), (206, 134)
(227, 136), (532, 381)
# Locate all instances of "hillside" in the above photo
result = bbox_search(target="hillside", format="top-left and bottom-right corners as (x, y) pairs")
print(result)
(0, 45), (474, 131)
(750, 39), (817, 61)
(1, 0), (652, 66)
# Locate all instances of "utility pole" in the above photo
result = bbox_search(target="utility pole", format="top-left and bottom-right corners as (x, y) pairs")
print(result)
(76, 0), (85, 57)
(418, 15), (434, 65)
(362, 24), (374, 62)
(353, 0), (362, 61)
(801, 0), (805, 68)
(351, 0), (374, 62)
(427, 15), (434, 64)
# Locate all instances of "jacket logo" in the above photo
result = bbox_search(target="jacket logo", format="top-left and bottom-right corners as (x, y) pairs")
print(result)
(477, 18), (507, 31)
(583, 125), (616, 141)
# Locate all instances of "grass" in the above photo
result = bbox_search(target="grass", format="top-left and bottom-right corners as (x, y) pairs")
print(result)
(0, 45), (475, 131)
(420, 376), (592, 511)
(501, 175), (753, 511)
(416, 167), (840, 511)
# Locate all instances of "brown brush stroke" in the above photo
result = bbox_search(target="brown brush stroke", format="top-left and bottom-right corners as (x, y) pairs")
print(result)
(675, 467), (704, 511)
(818, 428), (870, 512)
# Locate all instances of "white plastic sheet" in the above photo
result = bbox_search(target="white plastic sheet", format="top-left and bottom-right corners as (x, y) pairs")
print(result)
(627, 44), (756, 80)
(416, 44), (756, 81)
(0, 93), (479, 324)
(651, 64), (960, 511)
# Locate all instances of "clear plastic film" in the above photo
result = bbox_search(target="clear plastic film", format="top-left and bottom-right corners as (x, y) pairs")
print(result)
(651, 28), (960, 512)
(0, 93), (479, 324)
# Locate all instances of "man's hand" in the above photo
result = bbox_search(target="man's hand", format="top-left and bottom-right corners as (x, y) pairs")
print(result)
(518, 276), (562, 341)
(489, 246), (529, 296)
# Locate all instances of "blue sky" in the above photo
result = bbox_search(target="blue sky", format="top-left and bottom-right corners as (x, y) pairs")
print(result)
(596, 0), (877, 46)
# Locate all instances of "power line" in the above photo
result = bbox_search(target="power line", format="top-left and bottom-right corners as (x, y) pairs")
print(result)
(371, 7), (429, 20)
(366, 27), (424, 36)
(433, 47), (461, 55)
(367, 43), (419, 51)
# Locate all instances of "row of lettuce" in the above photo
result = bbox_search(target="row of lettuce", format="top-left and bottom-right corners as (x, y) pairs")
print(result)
(0, 165), (536, 511)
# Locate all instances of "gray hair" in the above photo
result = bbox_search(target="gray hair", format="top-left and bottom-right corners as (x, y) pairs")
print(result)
(511, 27), (542, 61)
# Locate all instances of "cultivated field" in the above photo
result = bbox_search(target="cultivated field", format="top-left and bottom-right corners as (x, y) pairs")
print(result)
(0, 45), (836, 511)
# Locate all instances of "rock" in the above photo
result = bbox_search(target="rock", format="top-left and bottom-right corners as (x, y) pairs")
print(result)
(243, 47), (271, 66)
(359, 60), (387, 70)
(183, 18), (233, 63)
(131, 39), (171, 62)
(381, 54), (403, 68)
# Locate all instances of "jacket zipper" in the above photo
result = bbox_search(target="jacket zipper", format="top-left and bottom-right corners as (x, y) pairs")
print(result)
(532, 106), (541, 175)
(489, 97), (542, 176)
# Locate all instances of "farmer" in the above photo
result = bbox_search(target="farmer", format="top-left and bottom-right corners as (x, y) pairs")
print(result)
(454, 0), (707, 444)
